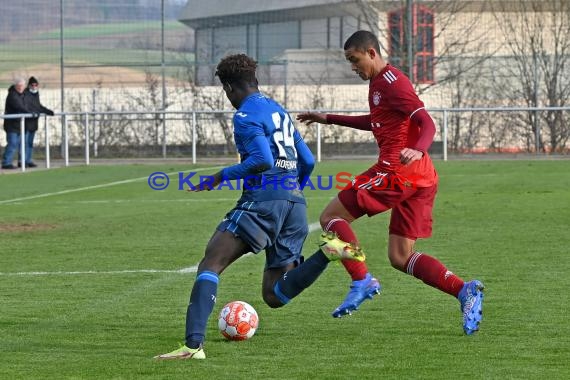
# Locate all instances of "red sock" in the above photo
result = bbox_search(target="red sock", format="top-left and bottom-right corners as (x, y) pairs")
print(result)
(325, 218), (368, 281)
(405, 252), (464, 297)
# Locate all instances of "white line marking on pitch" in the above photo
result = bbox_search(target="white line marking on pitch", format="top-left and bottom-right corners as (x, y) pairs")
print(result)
(308, 222), (320, 232)
(0, 266), (199, 277)
(0, 223), (323, 276)
(0, 166), (224, 205)
(13, 196), (333, 205)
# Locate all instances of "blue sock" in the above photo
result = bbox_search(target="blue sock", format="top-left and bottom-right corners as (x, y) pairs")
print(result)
(185, 271), (219, 348)
(273, 250), (329, 305)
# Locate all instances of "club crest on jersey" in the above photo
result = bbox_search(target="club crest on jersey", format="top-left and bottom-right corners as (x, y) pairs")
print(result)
(372, 91), (381, 106)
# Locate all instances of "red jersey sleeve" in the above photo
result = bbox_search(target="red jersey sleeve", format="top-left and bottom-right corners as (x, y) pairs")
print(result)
(410, 108), (436, 152)
(326, 114), (371, 130)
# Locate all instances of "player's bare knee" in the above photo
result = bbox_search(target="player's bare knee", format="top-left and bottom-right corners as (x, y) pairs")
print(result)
(319, 213), (346, 229)
(319, 201), (340, 227)
(388, 250), (407, 272)
(198, 252), (225, 274)
(319, 213), (331, 229)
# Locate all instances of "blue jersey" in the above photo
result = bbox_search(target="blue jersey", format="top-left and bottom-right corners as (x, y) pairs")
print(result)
(220, 93), (314, 203)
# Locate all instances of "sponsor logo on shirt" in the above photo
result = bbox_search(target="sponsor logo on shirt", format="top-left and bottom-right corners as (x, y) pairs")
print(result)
(236, 112), (247, 117)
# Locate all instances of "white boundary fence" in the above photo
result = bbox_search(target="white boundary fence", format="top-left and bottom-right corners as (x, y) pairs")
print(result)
(1, 106), (569, 172)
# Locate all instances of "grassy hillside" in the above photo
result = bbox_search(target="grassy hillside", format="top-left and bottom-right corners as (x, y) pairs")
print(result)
(36, 21), (187, 40)
(0, 21), (193, 88)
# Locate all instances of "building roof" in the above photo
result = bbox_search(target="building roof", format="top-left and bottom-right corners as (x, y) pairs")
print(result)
(179, 0), (559, 29)
(179, 0), (363, 29)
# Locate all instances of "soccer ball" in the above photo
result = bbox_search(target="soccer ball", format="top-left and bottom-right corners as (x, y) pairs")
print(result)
(218, 301), (259, 341)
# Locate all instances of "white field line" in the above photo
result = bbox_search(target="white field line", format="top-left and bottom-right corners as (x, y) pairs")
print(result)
(15, 196), (333, 205)
(0, 222), (323, 277)
(0, 266), (199, 277)
(0, 166), (224, 205)
(308, 222), (320, 232)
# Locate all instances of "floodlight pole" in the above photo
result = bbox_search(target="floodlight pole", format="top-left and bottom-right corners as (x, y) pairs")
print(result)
(60, 0), (65, 157)
(161, 0), (167, 158)
(533, 52), (540, 154)
(406, 0), (414, 80)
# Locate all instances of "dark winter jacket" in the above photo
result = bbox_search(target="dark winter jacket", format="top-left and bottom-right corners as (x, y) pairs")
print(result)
(23, 89), (54, 132)
(3, 85), (34, 133)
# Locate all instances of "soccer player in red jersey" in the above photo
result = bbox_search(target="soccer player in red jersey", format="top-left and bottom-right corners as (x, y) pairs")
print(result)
(297, 30), (484, 334)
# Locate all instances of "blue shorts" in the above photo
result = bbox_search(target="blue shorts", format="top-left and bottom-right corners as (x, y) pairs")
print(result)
(217, 200), (308, 270)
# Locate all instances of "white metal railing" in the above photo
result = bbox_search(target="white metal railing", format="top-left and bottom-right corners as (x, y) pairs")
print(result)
(1, 113), (40, 173)
(1, 106), (569, 172)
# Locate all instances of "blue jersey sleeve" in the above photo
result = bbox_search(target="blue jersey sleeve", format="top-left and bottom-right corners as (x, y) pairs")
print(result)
(221, 134), (273, 180)
(294, 130), (315, 189)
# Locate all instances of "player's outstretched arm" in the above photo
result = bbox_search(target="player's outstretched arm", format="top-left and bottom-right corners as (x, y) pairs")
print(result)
(326, 114), (372, 131)
(298, 111), (372, 131)
(296, 112), (327, 125)
(189, 170), (224, 192)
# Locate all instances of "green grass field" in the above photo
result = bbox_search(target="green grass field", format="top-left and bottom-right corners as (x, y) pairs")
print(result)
(1, 160), (569, 379)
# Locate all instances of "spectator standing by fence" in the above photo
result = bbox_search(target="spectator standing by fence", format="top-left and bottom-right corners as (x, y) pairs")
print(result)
(2, 78), (34, 170)
(22, 76), (54, 168)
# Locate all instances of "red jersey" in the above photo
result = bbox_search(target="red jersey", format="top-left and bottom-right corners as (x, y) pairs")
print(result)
(368, 64), (437, 187)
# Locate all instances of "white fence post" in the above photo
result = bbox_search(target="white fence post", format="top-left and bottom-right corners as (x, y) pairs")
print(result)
(19, 117), (26, 172)
(45, 115), (50, 169)
(443, 110), (448, 162)
(535, 110), (541, 154)
(162, 111), (167, 159)
(84, 112), (90, 165)
(63, 114), (69, 167)
(192, 112), (197, 164)
(92, 112), (98, 158)
(316, 123), (322, 163)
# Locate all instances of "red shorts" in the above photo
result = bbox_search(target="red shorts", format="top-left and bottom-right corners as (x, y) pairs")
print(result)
(337, 167), (437, 240)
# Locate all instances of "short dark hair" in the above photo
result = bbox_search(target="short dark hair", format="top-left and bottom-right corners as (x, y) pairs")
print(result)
(215, 54), (258, 88)
(344, 30), (381, 55)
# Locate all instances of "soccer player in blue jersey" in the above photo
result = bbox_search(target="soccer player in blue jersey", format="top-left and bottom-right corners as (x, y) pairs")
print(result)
(154, 54), (364, 360)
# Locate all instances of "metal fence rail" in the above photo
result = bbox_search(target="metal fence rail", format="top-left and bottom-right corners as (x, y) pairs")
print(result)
(1, 106), (569, 172)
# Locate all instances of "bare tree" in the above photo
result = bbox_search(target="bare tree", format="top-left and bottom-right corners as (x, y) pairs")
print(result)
(355, 0), (496, 94)
(491, 1), (570, 152)
(66, 72), (171, 157)
(126, 71), (165, 147)
(64, 86), (138, 157)
(175, 62), (236, 155)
